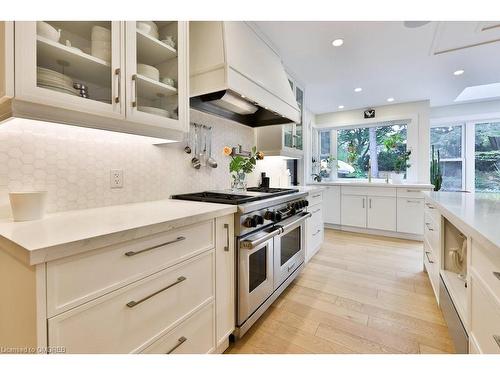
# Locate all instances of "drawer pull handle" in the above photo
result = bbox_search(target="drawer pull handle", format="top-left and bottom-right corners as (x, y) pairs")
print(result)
(493, 271), (500, 281)
(166, 336), (187, 354)
(425, 222), (434, 231)
(425, 203), (435, 209)
(407, 199), (421, 203)
(406, 189), (421, 193)
(312, 208), (321, 214)
(224, 223), (230, 252)
(126, 276), (186, 308)
(125, 236), (186, 257)
(287, 263), (296, 272)
(424, 251), (434, 264)
(312, 194), (321, 198)
(312, 229), (321, 236)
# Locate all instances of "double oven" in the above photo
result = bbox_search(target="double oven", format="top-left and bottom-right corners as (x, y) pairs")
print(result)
(236, 200), (310, 337)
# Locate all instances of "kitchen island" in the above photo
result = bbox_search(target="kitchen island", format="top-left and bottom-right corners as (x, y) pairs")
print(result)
(422, 191), (500, 354)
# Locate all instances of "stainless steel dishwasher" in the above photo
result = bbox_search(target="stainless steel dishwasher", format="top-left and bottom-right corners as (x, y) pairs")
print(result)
(439, 275), (468, 353)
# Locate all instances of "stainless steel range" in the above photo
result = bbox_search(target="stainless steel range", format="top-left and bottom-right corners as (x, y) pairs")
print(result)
(172, 187), (311, 337)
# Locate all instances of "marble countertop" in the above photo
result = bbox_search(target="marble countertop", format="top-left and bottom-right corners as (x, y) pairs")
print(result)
(0, 199), (237, 265)
(309, 180), (434, 189)
(425, 191), (500, 250)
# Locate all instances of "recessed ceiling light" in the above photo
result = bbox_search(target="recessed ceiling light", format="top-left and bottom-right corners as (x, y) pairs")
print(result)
(332, 38), (344, 47)
(354, 87), (362, 92)
(453, 69), (465, 76)
(387, 97), (395, 102)
(338, 105), (344, 109)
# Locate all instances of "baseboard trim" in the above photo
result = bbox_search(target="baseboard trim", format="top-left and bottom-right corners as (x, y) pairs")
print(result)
(324, 223), (423, 241)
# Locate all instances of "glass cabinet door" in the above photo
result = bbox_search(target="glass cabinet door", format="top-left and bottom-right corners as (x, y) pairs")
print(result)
(294, 86), (304, 150)
(18, 21), (123, 115)
(126, 21), (187, 131)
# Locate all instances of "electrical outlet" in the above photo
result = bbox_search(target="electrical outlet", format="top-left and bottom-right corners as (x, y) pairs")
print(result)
(110, 169), (123, 189)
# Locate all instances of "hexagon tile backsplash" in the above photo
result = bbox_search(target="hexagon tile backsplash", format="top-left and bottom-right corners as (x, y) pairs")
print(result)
(0, 110), (274, 217)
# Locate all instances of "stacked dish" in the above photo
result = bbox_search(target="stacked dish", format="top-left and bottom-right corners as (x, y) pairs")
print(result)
(138, 106), (169, 117)
(37, 21), (61, 42)
(137, 63), (160, 81)
(37, 67), (78, 96)
(91, 25), (111, 62)
(137, 21), (159, 39)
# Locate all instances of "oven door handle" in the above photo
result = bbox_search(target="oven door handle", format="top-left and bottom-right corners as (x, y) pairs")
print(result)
(240, 228), (282, 250)
(277, 212), (312, 232)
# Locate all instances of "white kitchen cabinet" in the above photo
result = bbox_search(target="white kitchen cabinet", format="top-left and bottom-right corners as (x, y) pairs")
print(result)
(397, 197), (424, 234)
(7, 21), (189, 140)
(367, 196), (396, 232)
(215, 214), (235, 353)
(15, 21), (124, 119)
(306, 190), (324, 263)
(255, 74), (304, 158)
(124, 21), (188, 132)
(341, 194), (367, 228)
(323, 186), (341, 225)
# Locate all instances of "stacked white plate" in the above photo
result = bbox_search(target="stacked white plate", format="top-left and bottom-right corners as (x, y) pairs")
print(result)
(91, 25), (111, 62)
(138, 106), (169, 117)
(37, 67), (78, 96)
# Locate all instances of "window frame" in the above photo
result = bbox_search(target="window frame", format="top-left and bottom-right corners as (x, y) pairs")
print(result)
(429, 123), (466, 191)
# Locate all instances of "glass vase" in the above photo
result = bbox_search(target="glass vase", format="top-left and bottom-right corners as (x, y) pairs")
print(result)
(231, 172), (247, 192)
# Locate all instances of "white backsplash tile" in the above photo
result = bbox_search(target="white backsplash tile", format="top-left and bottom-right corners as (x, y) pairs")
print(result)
(0, 110), (285, 217)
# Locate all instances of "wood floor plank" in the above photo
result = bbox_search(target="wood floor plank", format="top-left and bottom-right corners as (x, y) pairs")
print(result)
(226, 229), (453, 354)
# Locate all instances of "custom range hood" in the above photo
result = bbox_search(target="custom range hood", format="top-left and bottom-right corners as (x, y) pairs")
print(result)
(189, 22), (300, 127)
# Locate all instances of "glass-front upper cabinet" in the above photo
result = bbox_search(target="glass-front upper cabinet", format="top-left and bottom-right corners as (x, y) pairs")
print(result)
(125, 21), (188, 131)
(15, 21), (124, 118)
(294, 86), (304, 151)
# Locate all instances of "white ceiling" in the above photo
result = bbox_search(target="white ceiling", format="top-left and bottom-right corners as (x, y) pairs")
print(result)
(253, 21), (500, 114)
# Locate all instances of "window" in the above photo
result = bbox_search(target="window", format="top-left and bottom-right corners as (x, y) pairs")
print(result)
(430, 120), (500, 193)
(337, 124), (407, 179)
(475, 121), (500, 192)
(312, 121), (409, 181)
(430, 125), (465, 191)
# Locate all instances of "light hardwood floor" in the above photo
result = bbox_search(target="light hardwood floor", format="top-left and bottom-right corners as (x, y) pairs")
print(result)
(227, 229), (455, 354)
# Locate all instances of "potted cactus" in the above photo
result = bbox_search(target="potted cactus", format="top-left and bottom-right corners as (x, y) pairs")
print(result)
(430, 145), (443, 191)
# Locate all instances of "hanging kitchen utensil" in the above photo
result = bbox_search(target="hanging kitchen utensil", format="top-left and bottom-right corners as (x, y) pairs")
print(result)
(207, 127), (218, 168)
(200, 125), (208, 167)
(191, 124), (201, 169)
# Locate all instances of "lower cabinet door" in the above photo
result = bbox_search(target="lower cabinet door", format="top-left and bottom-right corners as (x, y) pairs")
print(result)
(215, 214), (235, 351)
(341, 194), (367, 228)
(142, 302), (215, 354)
(397, 197), (424, 234)
(367, 195), (396, 231)
(323, 186), (341, 225)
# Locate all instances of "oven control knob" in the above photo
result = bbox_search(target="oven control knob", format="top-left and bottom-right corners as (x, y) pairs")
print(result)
(264, 211), (275, 221)
(275, 212), (283, 221)
(304, 200), (309, 207)
(243, 217), (257, 228)
(254, 215), (264, 225)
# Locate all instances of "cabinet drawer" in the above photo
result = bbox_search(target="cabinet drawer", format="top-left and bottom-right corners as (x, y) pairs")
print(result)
(397, 198), (424, 234)
(470, 275), (500, 354)
(471, 240), (500, 303)
(47, 220), (214, 316)
(397, 187), (427, 198)
(308, 203), (323, 226)
(142, 302), (215, 354)
(424, 199), (441, 224)
(342, 186), (396, 197)
(307, 190), (323, 206)
(424, 211), (440, 253)
(48, 251), (214, 353)
(423, 241), (439, 300)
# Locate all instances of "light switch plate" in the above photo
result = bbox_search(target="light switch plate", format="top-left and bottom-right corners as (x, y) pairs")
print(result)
(110, 169), (123, 189)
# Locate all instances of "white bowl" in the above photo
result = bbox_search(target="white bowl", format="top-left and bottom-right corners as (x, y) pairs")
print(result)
(136, 21), (159, 39)
(137, 63), (159, 81)
(9, 191), (47, 221)
(37, 21), (60, 42)
(91, 25), (111, 42)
